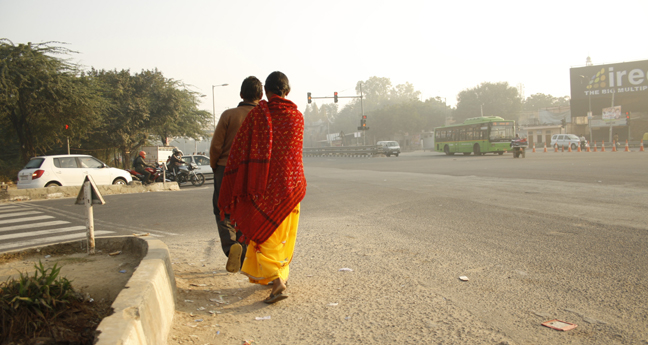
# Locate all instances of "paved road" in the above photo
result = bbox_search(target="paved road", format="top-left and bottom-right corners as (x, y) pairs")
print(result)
(3, 151), (647, 344)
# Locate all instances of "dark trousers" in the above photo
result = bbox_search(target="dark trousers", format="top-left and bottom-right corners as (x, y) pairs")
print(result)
(136, 169), (151, 184)
(213, 165), (246, 264)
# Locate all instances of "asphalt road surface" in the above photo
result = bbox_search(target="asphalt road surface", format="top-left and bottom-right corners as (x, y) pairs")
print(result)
(2, 150), (647, 344)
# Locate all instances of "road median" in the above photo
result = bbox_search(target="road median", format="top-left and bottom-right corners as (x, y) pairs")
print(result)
(0, 182), (180, 203)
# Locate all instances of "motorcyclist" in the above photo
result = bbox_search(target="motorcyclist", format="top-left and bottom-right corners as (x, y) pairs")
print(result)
(167, 148), (185, 178)
(133, 151), (154, 184)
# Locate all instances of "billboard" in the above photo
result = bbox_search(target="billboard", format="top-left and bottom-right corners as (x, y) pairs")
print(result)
(602, 106), (621, 120)
(570, 60), (648, 118)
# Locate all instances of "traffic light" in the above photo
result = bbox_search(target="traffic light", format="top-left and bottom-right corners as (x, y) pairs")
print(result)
(334, 92), (338, 103)
(626, 112), (630, 126)
(360, 115), (367, 129)
(307, 92), (312, 104)
(64, 124), (69, 130)
(561, 118), (566, 128)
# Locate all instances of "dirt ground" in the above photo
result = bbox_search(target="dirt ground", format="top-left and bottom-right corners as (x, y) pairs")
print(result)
(0, 242), (140, 344)
(166, 237), (516, 345)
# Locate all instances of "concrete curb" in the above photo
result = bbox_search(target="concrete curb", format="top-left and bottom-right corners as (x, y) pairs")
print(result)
(0, 237), (176, 345)
(95, 237), (177, 345)
(0, 182), (180, 203)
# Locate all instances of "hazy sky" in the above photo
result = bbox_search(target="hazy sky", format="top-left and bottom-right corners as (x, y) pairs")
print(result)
(2, 0), (646, 119)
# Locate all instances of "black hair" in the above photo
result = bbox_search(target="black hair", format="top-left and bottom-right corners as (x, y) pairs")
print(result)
(264, 71), (290, 97)
(240, 76), (263, 101)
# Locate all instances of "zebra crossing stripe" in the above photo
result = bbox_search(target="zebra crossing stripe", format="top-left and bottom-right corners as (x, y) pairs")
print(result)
(0, 226), (86, 241)
(0, 207), (23, 214)
(0, 230), (115, 251)
(0, 221), (70, 233)
(0, 206), (22, 210)
(0, 211), (41, 219)
(0, 216), (54, 225)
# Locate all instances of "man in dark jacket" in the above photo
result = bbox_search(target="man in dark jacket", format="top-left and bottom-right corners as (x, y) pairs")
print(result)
(133, 151), (154, 184)
(210, 76), (263, 273)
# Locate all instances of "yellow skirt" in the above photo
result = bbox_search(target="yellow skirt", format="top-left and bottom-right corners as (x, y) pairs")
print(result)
(241, 204), (300, 285)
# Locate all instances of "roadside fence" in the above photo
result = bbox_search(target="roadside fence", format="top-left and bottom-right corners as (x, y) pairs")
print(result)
(542, 140), (645, 153)
(303, 146), (380, 158)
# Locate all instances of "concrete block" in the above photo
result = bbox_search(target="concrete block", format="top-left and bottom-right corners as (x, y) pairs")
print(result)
(0, 182), (179, 204)
(95, 238), (176, 345)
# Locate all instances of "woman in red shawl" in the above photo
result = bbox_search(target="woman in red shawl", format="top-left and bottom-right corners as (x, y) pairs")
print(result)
(218, 71), (306, 304)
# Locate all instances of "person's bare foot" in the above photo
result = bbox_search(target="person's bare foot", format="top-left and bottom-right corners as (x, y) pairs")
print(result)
(264, 278), (289, 304)
(270, 278), (286, 295)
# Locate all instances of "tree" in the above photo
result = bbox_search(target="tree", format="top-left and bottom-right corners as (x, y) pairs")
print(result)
(523, 93), (570, 111)
(391, 82), (421, 103)
(356, 76), (393, 111)
(304, 102), (322, 124)
(86, 69), (151, 168)
(84, 68), (211, 167)
(0, 39), (99, 163)
(454, 82), (522, 123)
(141, 69), (210, 144)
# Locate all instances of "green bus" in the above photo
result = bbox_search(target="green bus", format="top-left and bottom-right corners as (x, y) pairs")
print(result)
(434, 116), (516, 155)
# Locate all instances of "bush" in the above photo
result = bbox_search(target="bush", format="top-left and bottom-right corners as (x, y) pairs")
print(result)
(0, 260), (77, 340)
(0, 158), (22, 184)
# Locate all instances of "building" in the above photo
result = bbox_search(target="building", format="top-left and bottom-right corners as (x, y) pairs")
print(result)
(570, 59), (648, 143)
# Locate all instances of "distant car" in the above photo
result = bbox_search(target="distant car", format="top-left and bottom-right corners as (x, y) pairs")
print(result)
(181, 155), (213, 179)
(377, 141), (401, 157)
(550, 134), (580, 150)
(17, 155), (133, 189)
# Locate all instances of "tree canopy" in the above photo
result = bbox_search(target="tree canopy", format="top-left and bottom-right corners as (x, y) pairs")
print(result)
(312, 76), (450, 142)
(0, 39), (99, 163)
(454, 82), (522, 123)
(523, 93), (570, 111)
(0, 40), (211, 171)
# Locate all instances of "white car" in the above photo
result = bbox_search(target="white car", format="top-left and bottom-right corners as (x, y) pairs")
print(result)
(17, 155), (133, 189)
(181, 155), (213, 179)
(550, 134), (581, 150)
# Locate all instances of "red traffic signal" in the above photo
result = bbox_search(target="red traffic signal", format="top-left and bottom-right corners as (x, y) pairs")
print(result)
(64, 124), (69, 130)
(334, 92), (338, 103)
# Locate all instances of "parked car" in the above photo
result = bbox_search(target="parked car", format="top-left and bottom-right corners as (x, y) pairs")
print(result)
(550, 134), (581, 150)
(377, 141), (401, 157)
(17, 155), (133, 189)
(181, 155), (213, 179)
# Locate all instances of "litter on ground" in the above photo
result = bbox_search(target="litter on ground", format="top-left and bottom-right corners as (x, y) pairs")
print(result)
(542, 319), (578, 331)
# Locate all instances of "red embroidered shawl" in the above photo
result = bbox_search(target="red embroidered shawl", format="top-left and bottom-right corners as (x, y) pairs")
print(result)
(218, 96), (307, 244)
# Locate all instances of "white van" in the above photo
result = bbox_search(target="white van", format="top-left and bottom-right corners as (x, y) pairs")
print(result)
(550, 134), (580, 150)
(377, 141), (401, 157)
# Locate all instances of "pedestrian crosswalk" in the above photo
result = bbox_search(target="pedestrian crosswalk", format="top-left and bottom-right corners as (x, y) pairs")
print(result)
(0, 204), (115, 252)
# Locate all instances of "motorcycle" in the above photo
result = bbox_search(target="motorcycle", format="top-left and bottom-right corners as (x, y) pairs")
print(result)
(510, 137), (528, 158)
(126, 163), (164, 184)
(168, 162), (205, 187)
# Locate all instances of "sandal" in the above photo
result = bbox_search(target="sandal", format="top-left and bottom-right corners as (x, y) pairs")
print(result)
(264, 292), (290, 304)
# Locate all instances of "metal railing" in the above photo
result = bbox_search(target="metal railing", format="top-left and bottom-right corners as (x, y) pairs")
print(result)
(303, 146), (380, 157)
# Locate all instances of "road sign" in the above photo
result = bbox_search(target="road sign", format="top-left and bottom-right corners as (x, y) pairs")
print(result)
(75, 175), (105, 254)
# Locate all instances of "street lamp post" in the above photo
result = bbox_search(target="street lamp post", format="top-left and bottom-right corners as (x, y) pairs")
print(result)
(212, 84), (229, 130)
